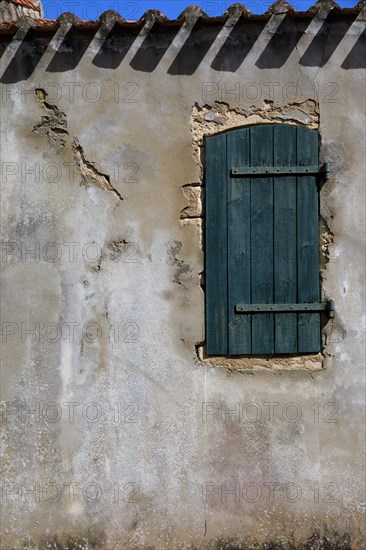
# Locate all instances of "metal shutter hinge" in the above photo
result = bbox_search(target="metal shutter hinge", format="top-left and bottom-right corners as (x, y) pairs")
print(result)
(231, 163), (330, 180)
(235, 300), (335, 318)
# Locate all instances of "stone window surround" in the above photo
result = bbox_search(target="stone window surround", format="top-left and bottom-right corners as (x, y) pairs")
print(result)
(182, 100), (337, 371)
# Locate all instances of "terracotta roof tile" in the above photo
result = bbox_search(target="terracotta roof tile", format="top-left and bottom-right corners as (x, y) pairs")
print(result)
(0, 1), (364, 33)
(3, 0), (41, 12)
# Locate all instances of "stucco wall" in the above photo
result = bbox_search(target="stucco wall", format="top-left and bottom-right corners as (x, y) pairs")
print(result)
(0, 3), (365, 548)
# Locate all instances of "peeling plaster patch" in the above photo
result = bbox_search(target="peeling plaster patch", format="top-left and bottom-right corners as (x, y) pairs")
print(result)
(107, 238), (140, 263)
(167, 240), (192, 285)
(33, 89), (122, 203)
(33, 88), (68, 153)
(72, 138), (123, 203)
(319, 189), (336, 273)
(90, 252), (102, 273)
(108, 238), (129, 261)
(275, 108), (314, 125)
(320, 218), (336, 271)
(318, 139), (349, 272)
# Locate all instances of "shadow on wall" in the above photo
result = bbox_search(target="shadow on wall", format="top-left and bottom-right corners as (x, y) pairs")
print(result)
(0, 10), (365, 83)
(341, 27), (366, 68)
(299, 11), (358, 67)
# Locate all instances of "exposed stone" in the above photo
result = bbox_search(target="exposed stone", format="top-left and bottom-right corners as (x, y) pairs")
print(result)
(197, 346), (324, 370)
(180, 184), (202, 219)
(191, 100), (319, 144)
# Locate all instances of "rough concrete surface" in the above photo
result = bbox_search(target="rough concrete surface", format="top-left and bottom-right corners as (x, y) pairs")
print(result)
(0, 3), (365, 549)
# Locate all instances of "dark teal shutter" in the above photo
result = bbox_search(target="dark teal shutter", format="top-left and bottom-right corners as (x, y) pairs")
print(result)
(205, 124), (323, 356)
(205, 133), (228, 355)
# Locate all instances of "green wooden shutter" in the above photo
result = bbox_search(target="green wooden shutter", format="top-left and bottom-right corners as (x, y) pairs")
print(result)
(205, 124), (323, 356)
(205, 133), (228, 355)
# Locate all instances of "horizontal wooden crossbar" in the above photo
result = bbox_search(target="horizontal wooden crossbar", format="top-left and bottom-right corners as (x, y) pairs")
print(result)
(231, 163), (329, 177)
(235, 301), (335, 317)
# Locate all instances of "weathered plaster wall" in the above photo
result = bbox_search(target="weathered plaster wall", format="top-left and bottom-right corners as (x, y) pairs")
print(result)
(0, 4), (365, 548)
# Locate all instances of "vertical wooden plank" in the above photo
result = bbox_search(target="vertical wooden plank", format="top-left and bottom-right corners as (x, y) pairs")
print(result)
(273, 125), (298, 353)
(250, 125), (274, 354)
(227, 128), (251, 354)
(205, 133), (228, 355)
(296, 127), (321, 353)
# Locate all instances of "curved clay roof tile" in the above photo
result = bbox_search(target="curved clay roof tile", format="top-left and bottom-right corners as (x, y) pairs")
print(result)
(4, 0), (41, 12)
(0, 0), (43, 23)
(0, 2), (365, 29)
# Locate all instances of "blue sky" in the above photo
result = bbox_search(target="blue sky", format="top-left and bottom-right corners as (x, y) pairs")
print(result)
(42, 1), (360, 20)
